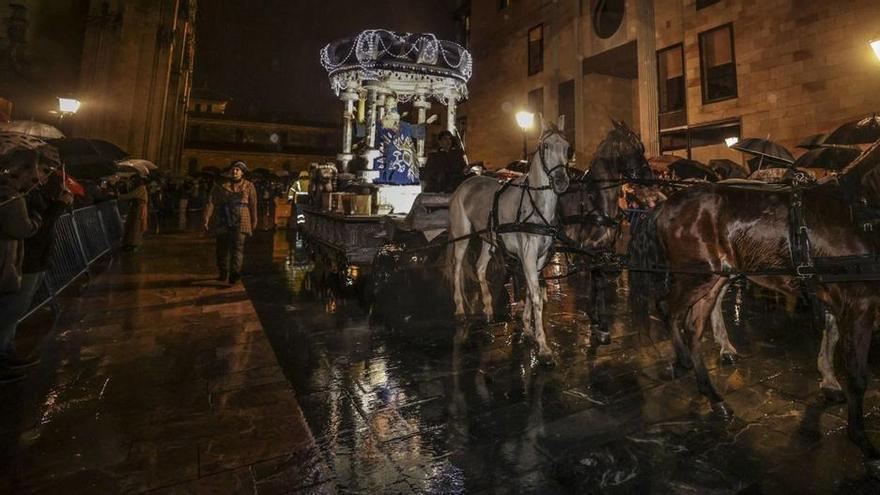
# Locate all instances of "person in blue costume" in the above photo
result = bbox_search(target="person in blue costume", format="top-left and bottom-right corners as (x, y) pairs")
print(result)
(374, 96), (419, 185)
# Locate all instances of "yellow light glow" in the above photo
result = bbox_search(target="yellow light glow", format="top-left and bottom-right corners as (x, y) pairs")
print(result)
(515, 111), (534, 130)
(725, 137), (739, 147)
(58, 98), (81, 114)
(871, 39), (880, 62)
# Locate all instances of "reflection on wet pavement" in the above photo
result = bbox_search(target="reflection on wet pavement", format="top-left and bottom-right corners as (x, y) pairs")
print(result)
(244, 231), (880, 494)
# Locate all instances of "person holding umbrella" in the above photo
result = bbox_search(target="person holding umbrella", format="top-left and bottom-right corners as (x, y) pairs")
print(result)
(203, 161), (257, 285)
(118, 175), (149, 251)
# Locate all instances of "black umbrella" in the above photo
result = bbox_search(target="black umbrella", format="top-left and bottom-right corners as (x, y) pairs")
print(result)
(793, 145), (861, 170)
(825, 114), (880, 145)
(731, 138), (795, 169)
(708, 159), (748, 179)
(669, 159), (718, 181)
(47, 138), (128, 166)
(66, 162), (119, 180)
(746, 156), (790, 172)
(796, 133), (828, 150)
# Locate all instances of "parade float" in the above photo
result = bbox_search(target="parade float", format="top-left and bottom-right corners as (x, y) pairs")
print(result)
(303, 29), (472, 265)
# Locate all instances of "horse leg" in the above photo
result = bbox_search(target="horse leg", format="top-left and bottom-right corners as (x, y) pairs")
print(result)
(524, 247), (553, 366)
(521, 283), (533, 341)
(711, 279), (738, 364)
(679, 277), (732, 417)
(841, 307), (880, 477)
(818, 310), (845, 403)
(476, 241), (494, 323)
(452, 238), (469, 318)
(590, 268), (611, 346)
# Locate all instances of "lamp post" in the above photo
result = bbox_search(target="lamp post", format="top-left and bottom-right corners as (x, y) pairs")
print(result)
(56, 98), (80, 136)
(515, 111), (534, 161)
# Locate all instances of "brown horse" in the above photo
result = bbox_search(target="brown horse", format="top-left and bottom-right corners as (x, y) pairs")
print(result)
(558, 119), (653, 345)
(629, 140), (880, 477)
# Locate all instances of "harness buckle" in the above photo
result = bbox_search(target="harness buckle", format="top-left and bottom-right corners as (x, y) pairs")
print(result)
(796, 264), (815, 278)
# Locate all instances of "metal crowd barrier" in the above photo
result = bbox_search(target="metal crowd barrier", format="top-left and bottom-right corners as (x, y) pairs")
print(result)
(18, 200), (123, 323)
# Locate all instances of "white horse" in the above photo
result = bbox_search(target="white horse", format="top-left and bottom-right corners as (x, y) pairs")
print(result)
(448, 115), (571, 364)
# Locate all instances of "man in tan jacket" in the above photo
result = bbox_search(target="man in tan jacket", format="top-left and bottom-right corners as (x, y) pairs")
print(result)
(203, 161), (257, 284)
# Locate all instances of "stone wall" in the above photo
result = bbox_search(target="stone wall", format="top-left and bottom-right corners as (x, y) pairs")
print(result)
(463, 0), (880, 168)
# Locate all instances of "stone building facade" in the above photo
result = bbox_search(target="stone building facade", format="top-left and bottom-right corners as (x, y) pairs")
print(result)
(181, 92), (338, 174)
(0, 0), (196, 172)
(460, 0), (880, 169)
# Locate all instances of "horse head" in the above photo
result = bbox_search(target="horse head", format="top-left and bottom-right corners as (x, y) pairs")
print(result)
(537, 114), (571, 194)
(594, 119), (652, 181)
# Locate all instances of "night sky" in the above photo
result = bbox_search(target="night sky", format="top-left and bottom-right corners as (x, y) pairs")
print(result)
(194, 0), (458, 125)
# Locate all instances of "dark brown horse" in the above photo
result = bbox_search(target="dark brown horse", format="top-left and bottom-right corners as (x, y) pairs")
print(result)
(558, 119), (652, 344)
(629, 141), (880, 477)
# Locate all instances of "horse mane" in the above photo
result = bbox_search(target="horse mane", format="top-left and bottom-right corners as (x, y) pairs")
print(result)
(589, 119), (645, 175)
(837, 140), (880, 203)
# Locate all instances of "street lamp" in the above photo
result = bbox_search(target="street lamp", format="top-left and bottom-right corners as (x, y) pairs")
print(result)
(515, 110), (534, 161)
(871, 38), (880, 63)
(724, 136), (739, 147)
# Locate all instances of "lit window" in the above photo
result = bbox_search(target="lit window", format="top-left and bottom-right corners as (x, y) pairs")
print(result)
(528, 24), (543, 76)
(699, 24), (737, 103)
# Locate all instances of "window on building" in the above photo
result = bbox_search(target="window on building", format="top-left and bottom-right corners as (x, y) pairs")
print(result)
(591, 0), (625, 39)
(557, 80), (576, 147)
(699, 24), (737, 103)
(498, 0), (510, 10)
(657, 43), (686, 129)
(696, 0), (722, 9)
(195, 103), (202, 113)
(527, 87), (543, 117)
(235, 128), (244, 143)
(455, 2), (471, 48)
(188, 125), (201, 141)
(528, 24), (543, 75)
(660, 118), (741, 158)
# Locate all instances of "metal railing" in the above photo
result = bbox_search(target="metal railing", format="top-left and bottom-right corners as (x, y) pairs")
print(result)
(18, 200), (122, 323)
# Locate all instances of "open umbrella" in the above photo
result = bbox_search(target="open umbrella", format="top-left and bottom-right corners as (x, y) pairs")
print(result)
(66, 162), (119, 180)
(793, 145), (861, 170)
(47, 138), (127, 166)
(669, 159), (718, 181)
(824, 115), (880, 145)
(731, 138), (795, 169)
(116, 158), (158, 177)
(0, 132), (61, 164)
(797, 133), (828, 150)
(0, 120), (64, 139)
(708, 159), (748, 179)
(746, 156), (790, 172)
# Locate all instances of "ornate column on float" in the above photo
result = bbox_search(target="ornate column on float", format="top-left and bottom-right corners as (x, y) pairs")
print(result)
(338, 87), (359, 172)
(445, 91), (457, 134)
(413, 90), (431, 165)
(365, 85), (380, 148)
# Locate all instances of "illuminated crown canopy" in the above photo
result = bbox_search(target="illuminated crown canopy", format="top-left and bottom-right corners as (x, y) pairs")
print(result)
(320, 29), (472, 104)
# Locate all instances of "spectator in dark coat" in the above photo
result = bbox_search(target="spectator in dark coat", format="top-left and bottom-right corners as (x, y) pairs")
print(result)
(422, 131), (467, 193)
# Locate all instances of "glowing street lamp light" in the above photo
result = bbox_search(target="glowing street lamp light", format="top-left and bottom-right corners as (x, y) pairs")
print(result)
(871, 39), (880, 63)
(58, 98), (81, 114)
(515, 111), (534, 161)
(725, 136), (739, 147)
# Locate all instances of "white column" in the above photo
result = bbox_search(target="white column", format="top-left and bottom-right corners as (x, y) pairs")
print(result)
(635, 0), (660, 157)
(338, 89), (358, 172)
(414, 91), (431, 165)
(365, 86), (379, 148)
(446, 94), (457, 134)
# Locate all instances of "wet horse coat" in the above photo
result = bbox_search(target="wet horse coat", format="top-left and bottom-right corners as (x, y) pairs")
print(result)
(629, 141), (880, 476)
(448, 116), (570, 362)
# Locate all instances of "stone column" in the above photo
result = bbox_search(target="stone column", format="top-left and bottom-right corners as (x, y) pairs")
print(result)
(635, 0), (660, 157)
(338, 88), (358, 172)
(414, 91), (431, 165)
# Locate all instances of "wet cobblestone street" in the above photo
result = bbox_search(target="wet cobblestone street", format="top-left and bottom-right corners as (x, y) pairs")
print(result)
(3, 227), (880, 494)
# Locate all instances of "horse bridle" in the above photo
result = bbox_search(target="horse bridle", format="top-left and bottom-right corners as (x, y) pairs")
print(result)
(537, 128), (571, 181)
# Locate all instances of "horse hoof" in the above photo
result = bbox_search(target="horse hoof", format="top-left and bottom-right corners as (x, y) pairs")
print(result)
(822, 387), (846, 404)
(864, 459), (880, 479)
(711, 401), (734, 420)
(720, 352), (738, 365)
(537, 353), (556, 368)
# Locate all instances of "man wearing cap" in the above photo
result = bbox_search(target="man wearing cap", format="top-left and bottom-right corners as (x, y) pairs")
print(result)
(203, 161), (258, 284)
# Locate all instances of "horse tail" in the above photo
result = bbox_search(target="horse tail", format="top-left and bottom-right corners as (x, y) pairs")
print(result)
(627, 207), (667, 331)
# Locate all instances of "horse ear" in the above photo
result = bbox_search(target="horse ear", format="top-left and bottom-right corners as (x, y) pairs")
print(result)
(610, 118), (623, 131)
(557, 114), (565, 132)
(539, 113), (548, 133)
